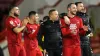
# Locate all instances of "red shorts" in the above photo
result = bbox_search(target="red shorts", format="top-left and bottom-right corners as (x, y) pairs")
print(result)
(8, 44), (26, 56)
(63, 46), (81, 56)
(25, 47), (43, 56)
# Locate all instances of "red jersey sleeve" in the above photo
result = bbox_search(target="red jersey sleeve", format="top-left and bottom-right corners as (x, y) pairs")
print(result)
(78, 17), (86, 35)
(60, 19), (72, 37)
(79, 18), (83, 29)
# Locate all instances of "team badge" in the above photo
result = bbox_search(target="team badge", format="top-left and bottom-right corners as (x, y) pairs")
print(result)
(10, 20), (15, 26)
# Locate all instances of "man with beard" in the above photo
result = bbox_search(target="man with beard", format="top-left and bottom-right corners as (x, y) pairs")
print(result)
(24, 11), (43, 56)
(6, 6), (28, 56)
(75, 2), (93, 56)
(60, 3), (87, 56)
(38, 9), (62, 56)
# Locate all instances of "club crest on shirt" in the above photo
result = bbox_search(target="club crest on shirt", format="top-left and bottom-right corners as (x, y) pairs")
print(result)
(10, 20), (15, 26)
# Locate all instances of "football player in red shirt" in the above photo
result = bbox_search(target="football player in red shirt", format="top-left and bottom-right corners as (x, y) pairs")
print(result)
(6, 6), (28, 56)
(23, 11), (43, 56)
(60, 3), (87, 56)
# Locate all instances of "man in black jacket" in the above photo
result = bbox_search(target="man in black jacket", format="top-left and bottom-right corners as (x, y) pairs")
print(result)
(75, 2), (93, 56)
(38, 9), (62, 56)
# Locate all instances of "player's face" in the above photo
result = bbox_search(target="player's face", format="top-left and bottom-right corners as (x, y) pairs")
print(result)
(50, 11), (59, 21)
(69, 4), (77, 15)
(12, 7), (20, 16)
(31, 13), (39, 23)
(77, 3), (84, 12)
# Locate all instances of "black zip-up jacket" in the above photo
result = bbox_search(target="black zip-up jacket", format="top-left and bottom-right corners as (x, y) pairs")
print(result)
(38, 17), (62, 49)
(76, 12), (93, 45)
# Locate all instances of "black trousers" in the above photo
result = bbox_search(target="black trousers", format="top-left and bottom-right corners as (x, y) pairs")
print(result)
(81, 44), (93, 56)
(47, 49), (62, 56)
(0, 47), (4, 56)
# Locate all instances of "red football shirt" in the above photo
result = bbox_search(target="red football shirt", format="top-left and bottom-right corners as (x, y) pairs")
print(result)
(6, 16), (22, 45)
(60, 16), (85, 46)
(24, 23), (40, 49)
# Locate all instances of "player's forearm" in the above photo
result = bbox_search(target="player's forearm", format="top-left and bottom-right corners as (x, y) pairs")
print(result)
(13, 26), (26, 34)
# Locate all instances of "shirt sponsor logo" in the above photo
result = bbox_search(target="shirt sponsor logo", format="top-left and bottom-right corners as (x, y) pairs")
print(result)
(70, 24), (77, 30)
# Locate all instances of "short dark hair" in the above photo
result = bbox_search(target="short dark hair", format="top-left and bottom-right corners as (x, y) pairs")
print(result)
(8, 5), (17, 13)
(59, 13), (67, 19)
(28, 11), (37, 17)
(67, 3), (75, 9)
(75, 2), (83, 6)
(43, 16), (49, 22)
(49, 9), (57, 15)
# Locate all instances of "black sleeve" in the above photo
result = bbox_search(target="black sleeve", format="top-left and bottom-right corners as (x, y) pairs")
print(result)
(86, 17), (94, 35)
(89, 18), (94, 32)
(37, 24), (44, 49)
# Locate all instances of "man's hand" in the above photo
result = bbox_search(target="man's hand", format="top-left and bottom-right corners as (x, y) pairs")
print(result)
(44, 49), (47, 56)
(90, 33), (93, 37)
(22, 17), (29, 26)
(64, 16), (70, 25)
(71, 29), (77, 35)
(83, 25), (88, 31)
(87, 33), (93, 37)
